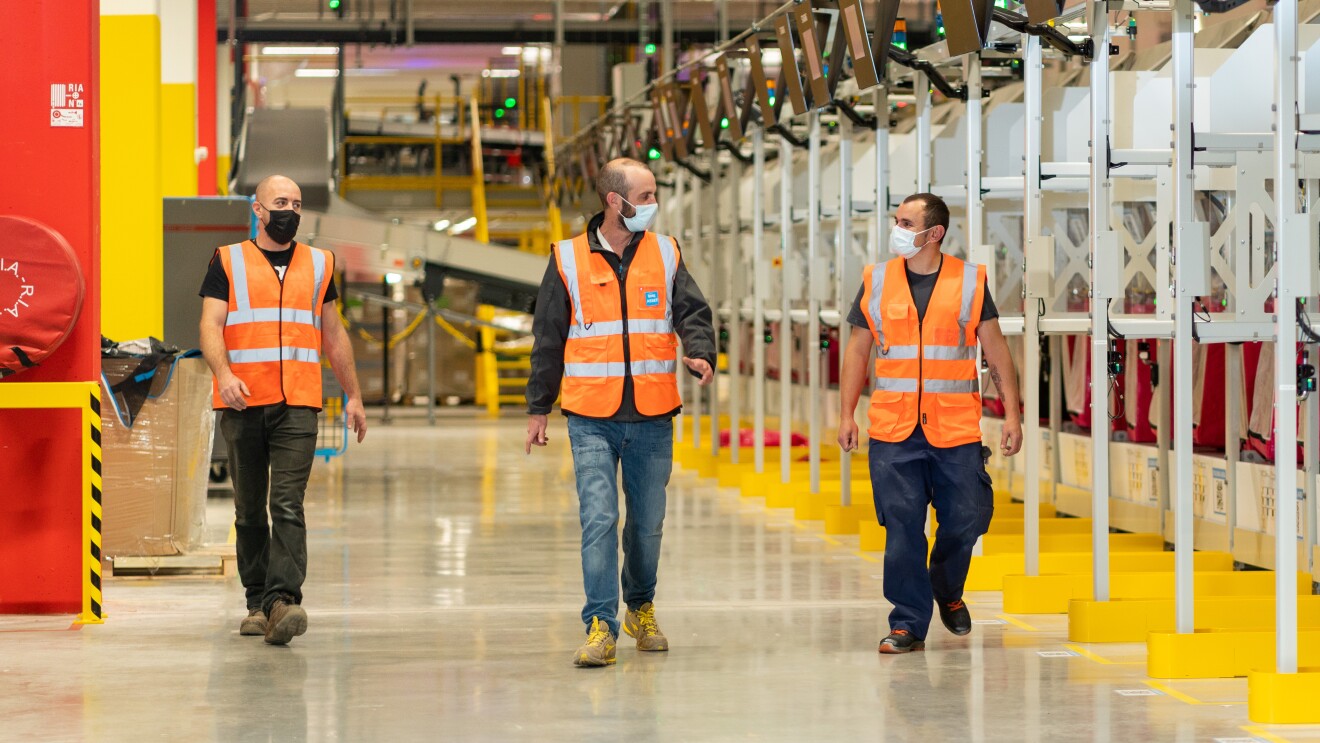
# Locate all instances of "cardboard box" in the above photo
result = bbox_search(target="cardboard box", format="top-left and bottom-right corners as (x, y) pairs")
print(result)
(101, 356), (213, 556)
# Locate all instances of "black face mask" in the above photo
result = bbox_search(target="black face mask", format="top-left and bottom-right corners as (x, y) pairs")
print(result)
(260, 205), (300, 244)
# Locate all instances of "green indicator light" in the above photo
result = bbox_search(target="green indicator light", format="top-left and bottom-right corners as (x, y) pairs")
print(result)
(504, 97), (516, 108)
(494, 108), (505, 119)
(645, 43), (657, 55)
(647, 147), (662, 160)
(720, 117), (729, 129)
(328, 0), (340, 8)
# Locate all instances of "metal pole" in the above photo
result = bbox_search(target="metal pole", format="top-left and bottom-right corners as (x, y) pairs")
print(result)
(717, 0), (730, 43)
(807, 111), (822, 495)
(1022, 33), (1043, 577)
(381, 278), (393, 425)
(675, 169), (687, 444)
(691, 173), (703, 449)
(1226, 342), (1241, 552)
(1087, 1), (1113, 601)
(965, 54), (983, 256)
(660, 0), (675, 85)
(551, 0), (564, 101)
(1307, 347), (1319, 574)
(1171, 0), (1197, 634)
(915, 72), (931, 192)
(1274, 0), (1302, 676)
(753, 127), (767, 474)
(874, 85), (890, 265)
(780, 135), (793, 484)
(405, 0), (414, 46)
(730, 153), (745, 465)
(427, 303), (436, 426)
(710, 140), (723, 459)
(838, 114), (854, 507)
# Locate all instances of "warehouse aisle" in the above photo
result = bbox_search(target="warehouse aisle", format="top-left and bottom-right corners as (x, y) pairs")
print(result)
(0, 413), (1308, 742)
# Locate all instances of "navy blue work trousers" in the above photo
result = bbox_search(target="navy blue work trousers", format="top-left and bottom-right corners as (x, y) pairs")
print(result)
(868, 426), (994, 639)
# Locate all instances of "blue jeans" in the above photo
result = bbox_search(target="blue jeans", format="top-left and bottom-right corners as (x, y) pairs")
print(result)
(868, 426), (994, 639)
(567, 416), (673, 637)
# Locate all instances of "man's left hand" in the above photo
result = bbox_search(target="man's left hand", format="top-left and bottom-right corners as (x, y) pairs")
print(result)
(346, 397), (368, 443)
(683, 357), (714, 386)
(1000, 416), (1022, 457)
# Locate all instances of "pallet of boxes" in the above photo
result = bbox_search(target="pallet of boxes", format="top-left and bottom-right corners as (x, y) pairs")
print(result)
(100, 343), (233, 577)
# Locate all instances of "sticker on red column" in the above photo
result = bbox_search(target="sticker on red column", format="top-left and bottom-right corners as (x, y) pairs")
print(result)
(50, 83), (85, 128)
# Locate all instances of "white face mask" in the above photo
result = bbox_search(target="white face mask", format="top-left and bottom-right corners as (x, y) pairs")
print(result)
(619, 197), (659, 233)
(889, 225), (934, 259)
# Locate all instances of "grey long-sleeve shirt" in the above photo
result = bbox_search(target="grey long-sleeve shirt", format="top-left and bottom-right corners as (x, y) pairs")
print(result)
(525, 212), (717, 421)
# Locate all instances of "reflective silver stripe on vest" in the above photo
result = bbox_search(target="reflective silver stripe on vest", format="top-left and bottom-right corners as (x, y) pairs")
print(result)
(958, 261), (979, 346)
(311, 247), (327, 307)
(629, 318), (672, 335)
(878, 344), (919, 360)
(228, 347), (321, 365)
(924, 345), (977, 361)
(568, 320), (624, 339)
(631, 359), (677, 376)
(873, 377), (919, 393)
(557, 239), (585, 327)
(226, 308), (320, 327)
(924, 378), (980, 394)
(563, 361), (627, 377)
(867, 261), (889, 349)
(654, 233), (679, 316)
(229, 243), (251, 311)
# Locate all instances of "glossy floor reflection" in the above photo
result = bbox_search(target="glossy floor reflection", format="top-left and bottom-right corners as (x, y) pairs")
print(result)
(2, 412), (1317, 742)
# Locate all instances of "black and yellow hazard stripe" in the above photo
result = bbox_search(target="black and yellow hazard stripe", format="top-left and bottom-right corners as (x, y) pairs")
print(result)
(79, 386), (105, 624)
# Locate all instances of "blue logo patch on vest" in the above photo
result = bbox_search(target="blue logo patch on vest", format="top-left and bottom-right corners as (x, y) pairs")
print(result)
(643, 290), (660, 307)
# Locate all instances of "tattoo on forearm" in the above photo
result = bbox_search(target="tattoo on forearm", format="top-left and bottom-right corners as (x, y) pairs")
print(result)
(988, 364), (1004, 395)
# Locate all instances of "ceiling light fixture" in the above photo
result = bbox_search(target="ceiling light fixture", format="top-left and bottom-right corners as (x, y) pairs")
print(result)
(294, 68), (339, 78)
(263, 46), (340, 56)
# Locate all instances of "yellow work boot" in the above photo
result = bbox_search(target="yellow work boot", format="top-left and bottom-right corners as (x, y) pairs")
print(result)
(573, 617), (617, 668)
(622, 602), (669, 651)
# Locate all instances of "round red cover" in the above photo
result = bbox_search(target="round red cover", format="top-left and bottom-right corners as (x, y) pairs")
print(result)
(0, 216), (85, 377)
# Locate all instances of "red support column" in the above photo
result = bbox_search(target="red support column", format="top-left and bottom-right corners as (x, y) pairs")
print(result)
(0, 1), (101, 614)
(197, 0), (217, 196)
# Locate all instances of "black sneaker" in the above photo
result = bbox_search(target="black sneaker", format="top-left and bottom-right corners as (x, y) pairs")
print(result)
(878, 629), (925, 654)
(938, 598), (972, 636)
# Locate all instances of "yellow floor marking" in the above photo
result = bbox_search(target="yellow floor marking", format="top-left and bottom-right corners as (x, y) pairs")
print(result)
(1142, 680), (1208, 706)
(228, 522), (237, 545)
(1065, 644), (1145, 666)
(1242, 725), (1296, 743)
(853, 551), (880, 563)
(997, 614), (1039, 632)
(814, 533), (842, 547)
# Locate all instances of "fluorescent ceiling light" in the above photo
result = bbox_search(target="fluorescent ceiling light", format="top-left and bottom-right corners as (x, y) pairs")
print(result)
(501, 46), (523, 56)
(432, 219), (451, 232)
(450, 217), (478, 234)
(482, 69), (520, 78)
(295, 69), (339, 78)
(263, 46), (339, 56)
(345, 68), (398, 77)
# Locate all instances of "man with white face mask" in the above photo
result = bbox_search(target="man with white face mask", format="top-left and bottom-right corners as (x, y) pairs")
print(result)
(837, 193), (1023, 654)
(525, 157), (716, 667)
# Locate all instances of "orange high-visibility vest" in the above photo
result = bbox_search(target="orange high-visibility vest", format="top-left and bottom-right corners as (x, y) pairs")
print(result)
(861, 255), (987, 447)
(212, 241), (334, 410)
(554, 231), (681, 418)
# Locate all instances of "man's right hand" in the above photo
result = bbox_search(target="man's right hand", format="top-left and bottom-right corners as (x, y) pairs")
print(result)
(526, 414), (549, 454)
(217, 373), (251, 410)
(837, 417), (859, 452)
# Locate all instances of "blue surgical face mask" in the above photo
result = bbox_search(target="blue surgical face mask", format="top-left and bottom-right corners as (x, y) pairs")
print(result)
(619, 197), (658, 233)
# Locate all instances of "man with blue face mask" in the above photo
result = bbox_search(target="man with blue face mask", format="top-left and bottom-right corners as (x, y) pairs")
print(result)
(838, 193), (1023, 654)
(525, 157), (716, 667)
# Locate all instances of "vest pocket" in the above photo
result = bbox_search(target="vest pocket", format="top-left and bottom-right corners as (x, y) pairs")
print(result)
(931, 393), (983, 445)
(868, 389), (906, 440)
(568, 336), (612, 366)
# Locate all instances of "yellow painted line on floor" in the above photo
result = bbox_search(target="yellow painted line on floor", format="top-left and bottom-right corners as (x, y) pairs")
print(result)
(814, 533), (842, 547)
(853, 551), (880, 563)
(997, 614), (1039, 632)
(1142, 680), (1208, 706)
(1242, 725), (1296, 743)
(228, 523), (237, 545)
(1065, 644), (1144, 666)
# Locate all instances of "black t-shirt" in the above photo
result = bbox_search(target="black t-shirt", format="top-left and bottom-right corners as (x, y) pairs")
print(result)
(198, 240), (339, 304)
(846, 258), (998, 329)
